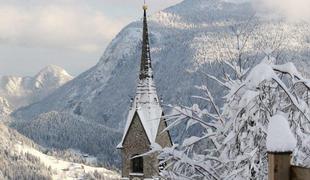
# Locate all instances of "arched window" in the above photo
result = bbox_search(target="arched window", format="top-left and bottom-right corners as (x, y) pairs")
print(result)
(131, 155), (143, 173)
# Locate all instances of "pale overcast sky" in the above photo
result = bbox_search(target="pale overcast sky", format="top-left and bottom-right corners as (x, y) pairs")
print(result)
(0, 0), (182, 76)
(0, 0), (309, 76)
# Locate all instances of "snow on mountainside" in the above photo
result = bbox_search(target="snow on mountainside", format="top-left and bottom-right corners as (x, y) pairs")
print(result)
(0, 97), (12, 118)
(0, 123), (120, 180)
(14, 144), (120, 180)
(0, 123), (52, 179)
(0, 65), (72, 116)
(11, 0), (310, 167)
(11, 111), (121, 167)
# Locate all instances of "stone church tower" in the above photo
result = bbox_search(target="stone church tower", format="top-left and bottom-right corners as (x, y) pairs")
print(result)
(117, 4), (172, 180)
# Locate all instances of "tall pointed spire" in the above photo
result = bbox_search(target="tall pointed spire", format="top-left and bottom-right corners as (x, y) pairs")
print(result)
(117, 2), (171, 155)
(139, 3), (153, 80)
(135, 3), (158, 106)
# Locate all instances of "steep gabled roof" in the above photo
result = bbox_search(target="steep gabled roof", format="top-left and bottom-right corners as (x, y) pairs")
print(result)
(117, 99), (162, 149)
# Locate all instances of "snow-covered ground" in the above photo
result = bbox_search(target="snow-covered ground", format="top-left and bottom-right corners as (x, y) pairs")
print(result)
(14, 143), (120, 180)
(0, 123), (119, 179)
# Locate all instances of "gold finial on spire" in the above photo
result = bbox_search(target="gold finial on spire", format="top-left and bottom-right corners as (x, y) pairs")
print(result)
(143, 0), (148, 10)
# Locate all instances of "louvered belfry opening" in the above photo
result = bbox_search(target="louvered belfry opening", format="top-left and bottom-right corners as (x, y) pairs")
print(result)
(131, 155), (144, 173)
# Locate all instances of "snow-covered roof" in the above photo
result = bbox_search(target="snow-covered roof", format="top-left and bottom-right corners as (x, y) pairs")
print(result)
(117, 77), (163, 148)
(267, 112), (297, 152)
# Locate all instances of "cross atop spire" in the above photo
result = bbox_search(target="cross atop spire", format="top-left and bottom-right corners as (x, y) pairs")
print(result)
(143, 0), (147, 10)
(139, 2), (152, 80)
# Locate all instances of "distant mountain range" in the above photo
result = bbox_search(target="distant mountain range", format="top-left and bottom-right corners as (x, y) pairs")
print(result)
(9, 0), (310, 167)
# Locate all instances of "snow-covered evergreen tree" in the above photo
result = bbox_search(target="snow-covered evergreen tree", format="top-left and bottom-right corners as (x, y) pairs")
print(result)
(156, 54), (310, 179)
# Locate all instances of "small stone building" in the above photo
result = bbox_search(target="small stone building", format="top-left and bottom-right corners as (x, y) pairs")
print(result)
(117, 5), (172, 180)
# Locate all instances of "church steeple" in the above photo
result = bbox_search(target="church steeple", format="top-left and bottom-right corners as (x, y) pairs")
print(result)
(135, 3), (158, 106)
(139, 4), (153, 80)
(117, 4), (172, 179)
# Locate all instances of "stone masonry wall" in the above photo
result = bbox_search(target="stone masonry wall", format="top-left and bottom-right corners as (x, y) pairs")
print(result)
(156, 116), (172, 148)
(121, 113), (158, 179)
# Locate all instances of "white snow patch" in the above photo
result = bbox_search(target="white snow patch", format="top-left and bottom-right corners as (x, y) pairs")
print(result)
(272, 62), (303, 79)
(267, 112), (297, 152)
(14, 143), (120, 180)
(182, 136), (202, 147)
(245, 62), (275, 89)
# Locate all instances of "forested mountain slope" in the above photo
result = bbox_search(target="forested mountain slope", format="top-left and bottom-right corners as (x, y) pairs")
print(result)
(12, 0), (310, 167)
(0, 123), (119, 179)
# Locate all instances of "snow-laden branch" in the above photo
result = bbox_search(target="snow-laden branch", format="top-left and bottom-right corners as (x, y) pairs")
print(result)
(158, 54), (310, 179)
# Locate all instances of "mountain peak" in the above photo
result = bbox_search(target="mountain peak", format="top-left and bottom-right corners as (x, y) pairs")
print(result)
(34, 65), (73, 89)
(0, 65), (73, 111)
(36, 65), (72, 80)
